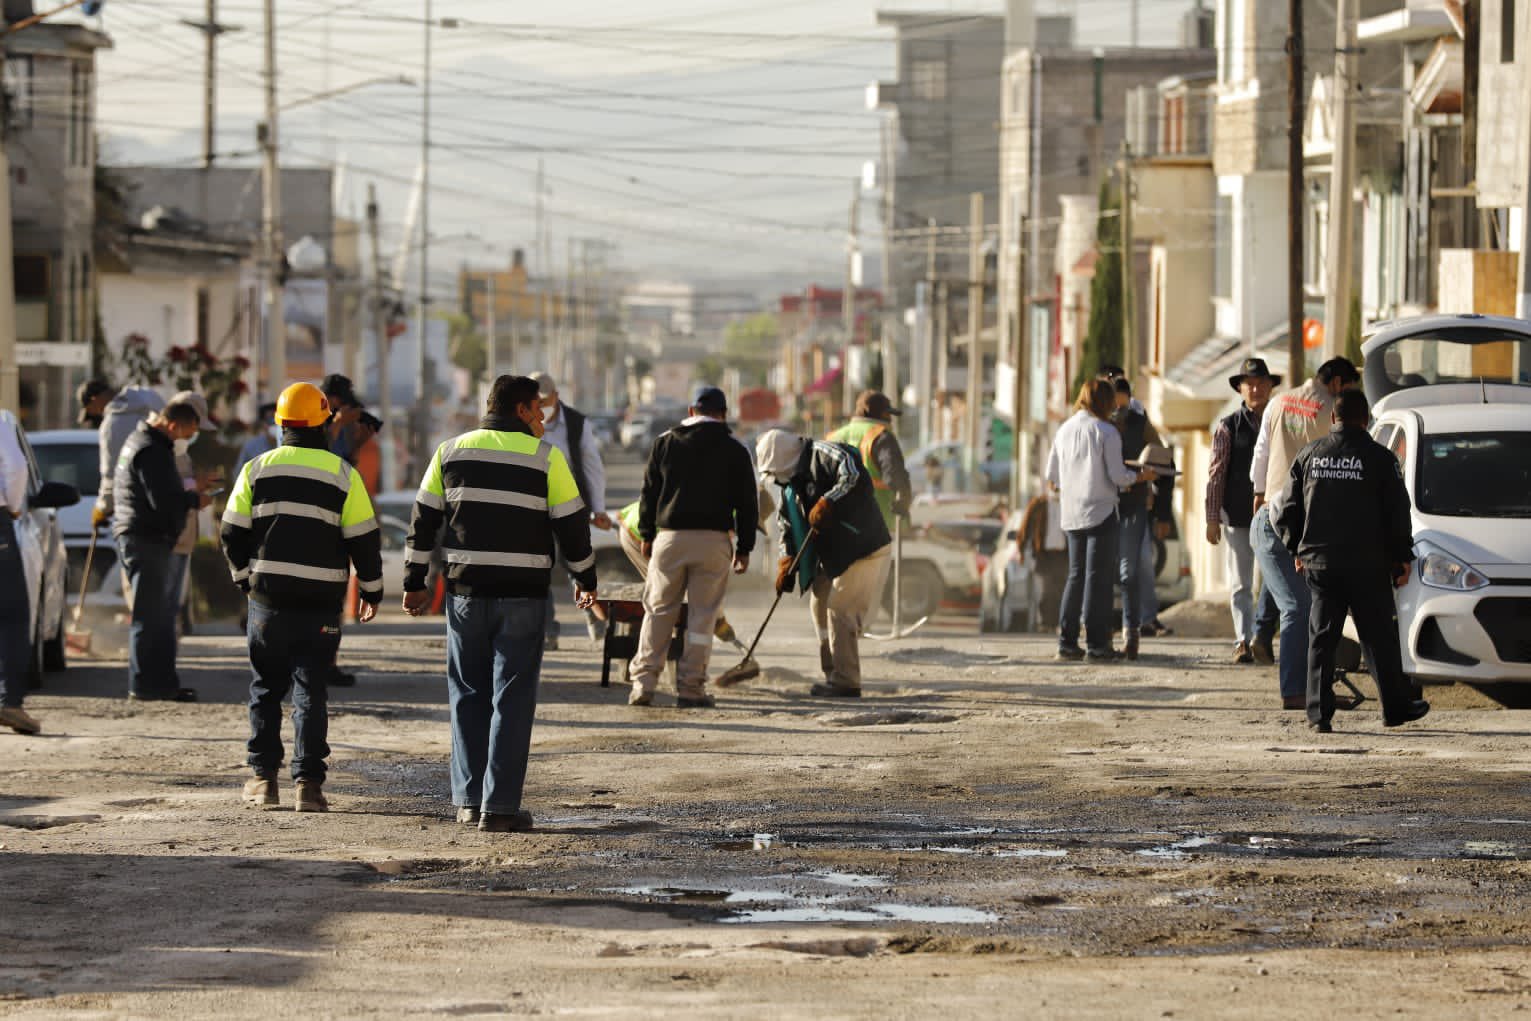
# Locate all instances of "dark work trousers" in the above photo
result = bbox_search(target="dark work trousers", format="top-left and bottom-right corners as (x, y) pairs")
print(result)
(0, 521), (31, 708)
(118, 536), (178, 698)
(1304, 567), (1414, 725)
(1034, 550), (1069, 630)
(447, 594), (547, 815)
(246, 601), (341, 782)
(1059, 513), (1120, 655)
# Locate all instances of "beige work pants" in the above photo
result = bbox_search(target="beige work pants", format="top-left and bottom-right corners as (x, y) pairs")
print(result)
(630, 530), (733, 698)
(618, 524), (648, 576)
(810, 546), (891, 690)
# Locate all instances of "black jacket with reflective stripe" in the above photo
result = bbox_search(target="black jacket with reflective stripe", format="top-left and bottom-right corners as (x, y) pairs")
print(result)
(219, 430), (384, 612)
(111, 422), (198, 545)
(405, 415), (596, 599)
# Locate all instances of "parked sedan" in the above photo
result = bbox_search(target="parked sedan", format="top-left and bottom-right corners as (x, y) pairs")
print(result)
(27, 429), (108, 599)
(3, 411), (80, 682)
(1359, 314), (1531, 684)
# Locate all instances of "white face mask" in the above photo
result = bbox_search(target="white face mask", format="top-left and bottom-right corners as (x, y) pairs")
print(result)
(541, 404), (557, 425)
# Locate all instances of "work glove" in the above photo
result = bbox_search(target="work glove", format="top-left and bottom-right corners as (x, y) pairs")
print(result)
(91, 505), (108, 530)
(808, 497), (835, 531)
(775, 556), (795, 596)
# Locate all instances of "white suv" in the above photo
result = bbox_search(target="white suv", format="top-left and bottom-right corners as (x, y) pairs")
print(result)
(1360, 314), (1531, 684)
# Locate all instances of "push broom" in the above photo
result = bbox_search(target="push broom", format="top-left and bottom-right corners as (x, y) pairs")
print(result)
(713, 526), (817, 688)
(64, 525), (99, 655)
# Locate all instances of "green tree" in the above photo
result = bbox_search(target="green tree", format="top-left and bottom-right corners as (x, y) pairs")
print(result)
(722, 312), (780, 386)
(1076, 178), (1124, 391)
(1344, 292), (1364, 369)
(442, 313), (487, 385)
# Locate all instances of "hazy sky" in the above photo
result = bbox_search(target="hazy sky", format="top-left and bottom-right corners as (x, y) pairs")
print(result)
(90, 0), (1190, 290)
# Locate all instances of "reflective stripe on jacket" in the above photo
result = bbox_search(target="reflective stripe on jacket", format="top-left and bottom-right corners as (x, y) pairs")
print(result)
(220, 441), (384, 611)
(404, 416), (596, 599)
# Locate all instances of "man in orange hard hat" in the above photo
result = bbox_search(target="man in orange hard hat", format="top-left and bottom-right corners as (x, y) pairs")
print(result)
(222, 382), (384, 813)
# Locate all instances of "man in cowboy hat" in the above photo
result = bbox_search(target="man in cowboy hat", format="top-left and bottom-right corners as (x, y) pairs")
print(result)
(1206, 358), (1282, 665)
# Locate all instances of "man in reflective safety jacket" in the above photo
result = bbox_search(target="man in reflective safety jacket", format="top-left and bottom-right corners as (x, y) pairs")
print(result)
(403, 375), (597, 834)
(223, 382), (383, 812)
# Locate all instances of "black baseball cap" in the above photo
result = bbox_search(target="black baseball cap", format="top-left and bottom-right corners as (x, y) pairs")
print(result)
(320, 373), (360, 407)
(692, 386), (727, 414)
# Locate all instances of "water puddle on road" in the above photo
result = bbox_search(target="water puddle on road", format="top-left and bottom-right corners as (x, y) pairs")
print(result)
(1137, 835), (1221, 858)
(723, 904), (999, 925)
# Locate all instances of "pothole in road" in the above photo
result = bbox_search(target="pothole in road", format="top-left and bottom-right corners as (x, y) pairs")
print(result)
(606, 874), (998, 926)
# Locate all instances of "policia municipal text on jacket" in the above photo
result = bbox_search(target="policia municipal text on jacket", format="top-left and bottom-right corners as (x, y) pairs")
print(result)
(1275, 389), (1429, 732)
(403, 374), (597, 834)
(222, 382), (385, 813)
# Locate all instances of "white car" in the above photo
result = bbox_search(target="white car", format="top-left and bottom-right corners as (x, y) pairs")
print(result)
(1358, 314), (1531, 684)
(27, 429), (108, 600)
(3, 412), (80, 681)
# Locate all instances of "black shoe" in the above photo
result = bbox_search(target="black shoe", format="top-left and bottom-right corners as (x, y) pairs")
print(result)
(676, 694), (717, 709)
(1055, 645), (1086, 662)
(330, 670), (357, 688)
(1124, 629), (1141, 661)
(129, 687), (198, 703)
(1085, 649), (1122, 662)
(810, 683), (862, 698)
(1309, 720), (1332, 733)
(1383, 700), (1430, 728)
(479, 810), (534, 833)
(544, 635), (560, 652)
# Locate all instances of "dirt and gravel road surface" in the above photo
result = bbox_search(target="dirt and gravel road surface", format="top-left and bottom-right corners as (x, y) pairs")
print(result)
(5, 581), (1531, 1018)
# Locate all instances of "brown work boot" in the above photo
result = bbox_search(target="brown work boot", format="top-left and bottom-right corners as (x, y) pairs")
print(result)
(676, 691), (717, 709)
(1124, 628), (1141, 661)
(0, 706), (41, 735)
(1250, 638), (1275, 665)
(810, 682), (862, 698)
(242, 774), (279, 808)
(480, 810), (534, 833)
(294, 779), (329, 813)
(1233, 641), (1254, 664)
(628, 687), (654, 707)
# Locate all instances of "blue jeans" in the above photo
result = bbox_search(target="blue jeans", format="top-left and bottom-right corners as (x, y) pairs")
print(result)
(246, 601), (341, 781)
(1138, 526), (1159, 624)
(1118, 508), (1149, 631)
(0, 521), (31, 708)
(118, 536), (178, 697)
(1059, 513), (1120, 654)
(447, 594), (547, 815)
(1225, 524), (1278, 646)
(1252, 506), (1310, 698)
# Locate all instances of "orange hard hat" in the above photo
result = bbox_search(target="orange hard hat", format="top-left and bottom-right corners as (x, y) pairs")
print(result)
(275, 382), (330, 428)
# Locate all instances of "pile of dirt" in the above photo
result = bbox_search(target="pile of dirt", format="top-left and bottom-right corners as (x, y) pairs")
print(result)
(1158, 598), (1235, 638)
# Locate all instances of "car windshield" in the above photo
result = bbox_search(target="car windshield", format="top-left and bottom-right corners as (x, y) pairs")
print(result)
(1380, 333), (1531, 388)
(1417, 431), (1531, 517)
(33, 441), (99, 496)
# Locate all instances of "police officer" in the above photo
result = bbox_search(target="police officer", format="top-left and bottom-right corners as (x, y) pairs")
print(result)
(403, 374), (597, 833)
(221, 382), (384, 812)
(1276, 389), (1429, 733)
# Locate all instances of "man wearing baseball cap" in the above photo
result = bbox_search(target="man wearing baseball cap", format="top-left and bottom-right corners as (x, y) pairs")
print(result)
(76, 379), (115, 429)
(628, 386), (757, 708)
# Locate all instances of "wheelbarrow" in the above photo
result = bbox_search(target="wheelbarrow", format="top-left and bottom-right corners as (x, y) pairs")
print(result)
(595, 598), (687, 688)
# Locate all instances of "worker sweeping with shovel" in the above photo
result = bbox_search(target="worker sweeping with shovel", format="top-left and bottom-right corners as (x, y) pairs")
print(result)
(732, 429), (891, 698)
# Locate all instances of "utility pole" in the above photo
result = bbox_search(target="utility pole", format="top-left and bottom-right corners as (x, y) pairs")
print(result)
(0, 63), (16, 415)
(917, 218), (938, 447)
(1012, 219), (1030, 507)
(179, 1), (238, 169)
(936, 280), (950, 443)
(260, 0), (284, 401)
(878, 119), (899, 422)
(1323, 0), (1359, 357)
(1462, 0), (1480, 249)
(843, 178), (860, 419)
(964, 192), (984, 482)
(1516, 0), (1531, 315)
(367, 184), (395, 492)
(413, 0), (433, 475)
(485, 272), (497, 383)
(1120, 146), (1137, 379)
(1287, 0), (1306, 374)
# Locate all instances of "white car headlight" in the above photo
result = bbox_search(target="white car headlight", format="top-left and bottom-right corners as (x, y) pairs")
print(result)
(1417, 543), (1489, 592)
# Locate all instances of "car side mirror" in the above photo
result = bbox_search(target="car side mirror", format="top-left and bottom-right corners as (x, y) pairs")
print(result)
(32, 480), (81, 509)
